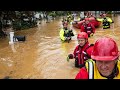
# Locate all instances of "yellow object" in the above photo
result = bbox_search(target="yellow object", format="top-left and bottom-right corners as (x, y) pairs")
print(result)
(78, 18), (80, 21)
(107, 17), (112, 23)
(90, 33), (94, 37)
(85, 59), (120, 79)
(97, 17), (113, 23)
(96, 18), (103, 22)
(59, 29), (65, 41)
(103, 25), (110, 28)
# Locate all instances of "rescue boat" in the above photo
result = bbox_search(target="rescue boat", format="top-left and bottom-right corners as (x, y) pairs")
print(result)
(72, 17), (101, 29)
(72, 20), (85, 29)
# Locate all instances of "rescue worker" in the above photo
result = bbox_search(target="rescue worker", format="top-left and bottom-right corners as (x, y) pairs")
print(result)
(67, 32), (94, 68)
(75, 37), (120, 79)
(81, 18), (95, 37)
(97, 14), (113, 29)
(59, 26), (73, 43)
(102, 17), (111, 29)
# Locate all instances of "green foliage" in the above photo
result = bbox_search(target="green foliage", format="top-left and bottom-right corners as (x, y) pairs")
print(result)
(107, 11), (112, 14)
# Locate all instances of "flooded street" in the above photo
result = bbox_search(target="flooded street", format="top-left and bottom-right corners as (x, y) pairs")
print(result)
(0, 15), (120, 79)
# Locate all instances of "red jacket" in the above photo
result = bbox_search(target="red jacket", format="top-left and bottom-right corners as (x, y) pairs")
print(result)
(80, 23), (95, 34)
(73, 42), (93, 65)
(75, 67), (88, 79)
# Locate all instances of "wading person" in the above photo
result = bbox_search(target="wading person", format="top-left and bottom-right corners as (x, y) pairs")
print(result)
(75, 37), (120, 79)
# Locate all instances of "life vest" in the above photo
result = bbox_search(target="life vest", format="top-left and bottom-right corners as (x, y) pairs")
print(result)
(74, 43), (94, 67)
(64, 29), (70, 37)
(84, 24), (93, 35)
(102, 18), (110, 27)
(69, 30), (74, 36)
(59, 29), (66, 41)
(85, 59), (120, 79)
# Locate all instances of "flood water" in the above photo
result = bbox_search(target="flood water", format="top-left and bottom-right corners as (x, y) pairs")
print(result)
(0, 15), (120, 79)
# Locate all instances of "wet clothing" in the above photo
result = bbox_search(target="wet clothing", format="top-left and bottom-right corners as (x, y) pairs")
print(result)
(73, 42), (94, 68)
(75, 59), (120, 79)
(64, 29), (70, 37)
(81, 23), (95, 37)
(102, 18), (110, 29)
(59, 28), (74, 41)
(97, 17), (113, 23)
(69, 30), (74, 36)
(60, 28), (66, 41)
(97, 17), (113, 29)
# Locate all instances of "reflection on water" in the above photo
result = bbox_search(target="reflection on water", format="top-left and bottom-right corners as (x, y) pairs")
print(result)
(0, 15), (120, 79)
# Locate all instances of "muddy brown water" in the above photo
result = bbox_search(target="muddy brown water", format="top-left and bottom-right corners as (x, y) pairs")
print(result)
(0, 15), (120, 79)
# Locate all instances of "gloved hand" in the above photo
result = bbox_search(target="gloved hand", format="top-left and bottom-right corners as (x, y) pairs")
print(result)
(67, 56), (70, 62)
(67, 54), (74, 62)
(69, 54), (73, 59)
(90, 33), (94, 37)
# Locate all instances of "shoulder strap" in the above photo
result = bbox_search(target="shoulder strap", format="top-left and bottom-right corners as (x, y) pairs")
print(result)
(87, 60), (94, 79)
(90, 24), (94, 32)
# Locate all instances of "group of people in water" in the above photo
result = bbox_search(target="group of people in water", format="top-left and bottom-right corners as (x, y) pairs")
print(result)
(59, 12), (120, 79)
(60, 12), (113, 43)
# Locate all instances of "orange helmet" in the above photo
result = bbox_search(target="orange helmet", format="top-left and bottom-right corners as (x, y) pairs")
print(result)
(91, 37), (119, 61)
(77, 32), (88, 40)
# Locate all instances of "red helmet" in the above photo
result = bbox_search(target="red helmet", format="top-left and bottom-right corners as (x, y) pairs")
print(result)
(91, 37), (119, 61)
(77, 32), (88, 39)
